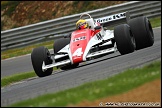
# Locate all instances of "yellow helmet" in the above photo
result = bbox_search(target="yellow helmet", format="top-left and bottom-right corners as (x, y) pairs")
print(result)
(76, 19), (89, 30)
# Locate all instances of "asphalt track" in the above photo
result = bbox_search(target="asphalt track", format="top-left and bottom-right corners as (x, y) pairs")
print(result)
(1, 27), (161, 106)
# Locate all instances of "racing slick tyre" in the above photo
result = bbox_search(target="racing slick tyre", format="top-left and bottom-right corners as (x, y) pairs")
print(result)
(54, 38), (79, 70)
(53, 38), (70, 53)
(31, 46), (53, 77)
(114, 24), (136, 55)
(128, 16), (154, 50)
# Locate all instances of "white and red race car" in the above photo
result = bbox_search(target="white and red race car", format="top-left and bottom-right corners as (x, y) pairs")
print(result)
(31, 11), (154, 77)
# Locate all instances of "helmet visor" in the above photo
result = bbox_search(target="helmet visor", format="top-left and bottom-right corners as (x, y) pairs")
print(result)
(78, 22), (87, 29)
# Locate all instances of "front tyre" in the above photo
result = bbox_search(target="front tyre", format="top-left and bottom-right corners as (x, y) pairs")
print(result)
(31, 46), (53, 77)
(114, 24), (136, 55)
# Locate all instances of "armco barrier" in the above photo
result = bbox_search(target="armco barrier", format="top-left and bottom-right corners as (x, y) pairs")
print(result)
(1, 1), (161, 51)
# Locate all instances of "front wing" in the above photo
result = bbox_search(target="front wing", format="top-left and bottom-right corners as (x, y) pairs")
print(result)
(42, 40), (117, 71)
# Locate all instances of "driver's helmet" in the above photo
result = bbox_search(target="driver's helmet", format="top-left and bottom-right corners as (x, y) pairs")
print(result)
(76, 19), (89, 30)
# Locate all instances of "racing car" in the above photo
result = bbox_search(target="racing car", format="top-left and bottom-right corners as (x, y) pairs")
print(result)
(31, 11), (154, 77)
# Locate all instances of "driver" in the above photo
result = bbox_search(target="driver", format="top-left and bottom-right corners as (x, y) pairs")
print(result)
(76, 19), (89, 30)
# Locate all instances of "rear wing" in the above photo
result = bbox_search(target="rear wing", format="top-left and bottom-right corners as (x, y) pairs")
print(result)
(94, 11), (130, 27)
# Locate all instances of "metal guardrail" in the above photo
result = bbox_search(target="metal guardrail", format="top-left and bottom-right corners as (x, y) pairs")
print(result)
(1, 1), (161, 51)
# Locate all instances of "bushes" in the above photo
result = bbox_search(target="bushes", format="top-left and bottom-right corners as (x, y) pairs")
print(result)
(1, 1), (21, 16)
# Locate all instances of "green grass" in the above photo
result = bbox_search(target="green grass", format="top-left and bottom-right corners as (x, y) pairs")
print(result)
(150, 16), (161, 28)
(1, 40), (54, 60)
(8, 60), (161, 107)
(1, 67), (59, 87)
(1, 71), (36, 87)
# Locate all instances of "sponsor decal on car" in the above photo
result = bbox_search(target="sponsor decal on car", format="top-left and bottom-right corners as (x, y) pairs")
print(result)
(94, 12), (126, 23)
(73, 36), (86, 42)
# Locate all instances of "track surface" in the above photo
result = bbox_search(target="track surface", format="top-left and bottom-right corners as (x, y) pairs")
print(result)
(1, 27), (161, 106)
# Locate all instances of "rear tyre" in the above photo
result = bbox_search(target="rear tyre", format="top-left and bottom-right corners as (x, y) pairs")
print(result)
(54, 38), (79, 70)
(114, 24), (136, 55)
(31, 46), (53, 77)
(128, 16), (154, 50)
(53, 38), (70, 54)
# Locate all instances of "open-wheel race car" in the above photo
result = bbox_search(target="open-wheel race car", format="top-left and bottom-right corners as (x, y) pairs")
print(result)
(31, 11), (154, 77)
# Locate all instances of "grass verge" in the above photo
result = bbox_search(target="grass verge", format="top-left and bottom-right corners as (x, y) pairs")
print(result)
(1, 16), (161, 60)
(1, 40), (54, 60)
(150, 16), (161, 28)
(8, 60), (161, 107)
(1, 67), (59, 87)
(1, 71), (36, 87)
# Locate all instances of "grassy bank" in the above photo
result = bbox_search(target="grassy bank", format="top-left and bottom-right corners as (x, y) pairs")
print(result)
(1, 71), (36, 87)
(1, 16), (161, 60)
(8, 60), (161, 107)
(1, 67), (59, 87)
